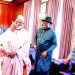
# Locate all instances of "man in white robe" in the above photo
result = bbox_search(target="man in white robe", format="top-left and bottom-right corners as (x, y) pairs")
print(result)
(0, 15), (31, 75)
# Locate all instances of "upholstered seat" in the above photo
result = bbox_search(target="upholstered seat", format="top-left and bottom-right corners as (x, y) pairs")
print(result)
(50, 59), (75, 75)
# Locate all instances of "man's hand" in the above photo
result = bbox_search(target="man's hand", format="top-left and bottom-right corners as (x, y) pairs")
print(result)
(9, 21), (16, 32)
(63, 58), (70, 65)
(41, 51), (47, 58)
(33, 45), (37, 51)
(8, 52), (17, 58)
(0, 48), (8, 57)
(0, 48), (5, 53)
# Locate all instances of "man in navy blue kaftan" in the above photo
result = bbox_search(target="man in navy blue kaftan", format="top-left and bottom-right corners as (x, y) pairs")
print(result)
(34, 16), (57, 75)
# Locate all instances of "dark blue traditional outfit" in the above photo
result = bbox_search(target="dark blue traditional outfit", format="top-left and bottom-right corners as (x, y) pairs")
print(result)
(34, 27), (57, 75)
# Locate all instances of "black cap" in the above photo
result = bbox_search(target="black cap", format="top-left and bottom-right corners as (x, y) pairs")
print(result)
(42, 16), (52, 24)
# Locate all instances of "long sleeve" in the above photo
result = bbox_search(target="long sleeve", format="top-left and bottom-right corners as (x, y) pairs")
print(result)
(67, 47), (75, 60)
(34, 29), (38, 45)
(46, 32), (57, 53)
(0, 29), (12, 45)
(34, 34), (37, 45)
(0, 29), (13, 57)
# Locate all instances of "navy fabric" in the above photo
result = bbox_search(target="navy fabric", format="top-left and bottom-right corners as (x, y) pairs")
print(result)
(34, 28), (57, 72)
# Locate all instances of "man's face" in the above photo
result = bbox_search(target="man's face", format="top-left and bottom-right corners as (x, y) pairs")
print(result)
(15, 19), (23, 29)
(42, 21), (49, 29)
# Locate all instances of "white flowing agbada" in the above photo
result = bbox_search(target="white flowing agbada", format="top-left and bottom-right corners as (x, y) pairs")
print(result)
(0, 28), (31, 75)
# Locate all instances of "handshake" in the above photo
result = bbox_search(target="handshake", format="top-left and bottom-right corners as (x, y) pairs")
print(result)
(0, 48), (8, 57)
(63, 58), (70, 65)
(0, 48), (17, 58)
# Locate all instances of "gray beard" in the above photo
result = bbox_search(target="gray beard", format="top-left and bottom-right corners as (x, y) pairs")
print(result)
(16, 26), (23, 30)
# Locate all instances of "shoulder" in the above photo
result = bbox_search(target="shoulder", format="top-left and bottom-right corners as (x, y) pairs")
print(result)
(20, 29), (29, 39)
(18, 28), (29, 38)
(38, 28), (43, 32)
(21, 28), (28, 34)
(48, 28), (55, 33)
(49, 29), (56, 38)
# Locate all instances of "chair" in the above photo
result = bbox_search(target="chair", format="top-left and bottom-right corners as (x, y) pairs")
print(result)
(50, 59), (75, 75)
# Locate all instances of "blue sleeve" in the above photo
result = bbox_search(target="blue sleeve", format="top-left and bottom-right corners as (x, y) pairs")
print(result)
(47, 32), (57, 53)
(34, 34), (37, 45)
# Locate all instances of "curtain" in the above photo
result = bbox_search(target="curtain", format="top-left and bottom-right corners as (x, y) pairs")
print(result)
(47, 0), (59, 29)
(31, 0), (41, 43)
(24, 1), (32, 30)
(24, 0), (41, 44)
(59, 0), (73, 58)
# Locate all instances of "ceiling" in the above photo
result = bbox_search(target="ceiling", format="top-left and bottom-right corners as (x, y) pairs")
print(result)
(0, 0), (29, 5)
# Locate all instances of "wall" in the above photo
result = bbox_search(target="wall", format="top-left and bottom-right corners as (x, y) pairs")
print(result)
(0, 3), (24, 29)
(0, 4), (16, 29)
(16, 4), (24, 17)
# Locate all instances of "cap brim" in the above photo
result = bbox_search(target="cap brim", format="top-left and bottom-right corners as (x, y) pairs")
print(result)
(42, 20), (52, 24)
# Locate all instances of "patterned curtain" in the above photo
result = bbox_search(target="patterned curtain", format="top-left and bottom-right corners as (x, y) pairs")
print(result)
(59, 0), (73, 58)
(24, 0), (41, 44)
(24, 0), (32, 30)
(31, 0), (41, 43)
(47, 0), (59, 29)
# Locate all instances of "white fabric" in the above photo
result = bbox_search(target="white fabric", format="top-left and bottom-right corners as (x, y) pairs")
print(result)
(0, 28), (31, 75)
(0, 29), (13, 44)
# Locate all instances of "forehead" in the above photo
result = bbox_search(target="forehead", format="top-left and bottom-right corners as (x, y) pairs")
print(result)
(15, 19), (22, 22)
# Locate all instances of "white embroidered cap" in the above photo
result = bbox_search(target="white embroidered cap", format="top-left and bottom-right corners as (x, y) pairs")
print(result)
(17, 15), (24, 23)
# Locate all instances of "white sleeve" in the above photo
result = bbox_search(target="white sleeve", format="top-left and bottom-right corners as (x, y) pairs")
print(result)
(67, 47), (75, 60)
(0, 29), (12, 45)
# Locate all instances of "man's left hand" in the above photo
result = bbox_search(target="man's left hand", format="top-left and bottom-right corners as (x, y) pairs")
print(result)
(8, 52), (17, 58)
(41, 51), (47, 58)
(63, 58), (70, 65)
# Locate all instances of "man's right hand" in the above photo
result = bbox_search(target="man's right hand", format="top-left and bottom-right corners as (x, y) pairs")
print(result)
(33, 45), (37, 51)
(7, 52), (17, 58)
(0, 48), (7, 57)
(63, 58), (70, 65)
(9, 21), (16, 32)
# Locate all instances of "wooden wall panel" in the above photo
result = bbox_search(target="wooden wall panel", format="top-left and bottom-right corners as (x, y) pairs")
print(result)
(0, 4), (16, 29)
(0, 3), (24, 29)
(16, 4), (24, 17)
